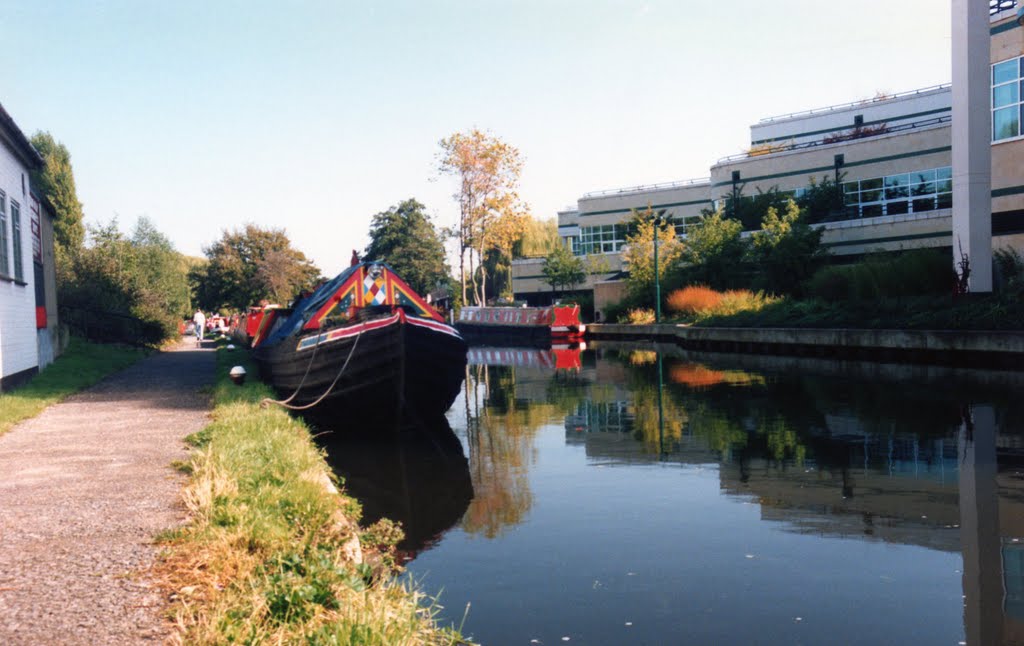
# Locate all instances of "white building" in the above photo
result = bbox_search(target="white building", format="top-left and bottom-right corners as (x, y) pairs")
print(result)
(513, 2), (1024, 320)
(0, 103), (59, 391)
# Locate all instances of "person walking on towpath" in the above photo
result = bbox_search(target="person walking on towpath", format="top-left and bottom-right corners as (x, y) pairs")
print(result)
(0, 338), (216, 645)
(193, 309), (206, 345)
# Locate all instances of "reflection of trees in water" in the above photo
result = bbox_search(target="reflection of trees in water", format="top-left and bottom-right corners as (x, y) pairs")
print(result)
(461, 364), (584, 538)
(629, 384), (686, 454)
(613, 351), (816, 464)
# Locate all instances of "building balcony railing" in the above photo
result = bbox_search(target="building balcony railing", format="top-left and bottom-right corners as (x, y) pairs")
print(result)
(992, 0), (1017, 15)
(716, 115), (952, 165)
(581, 176), (710, 200)
(757, 84), (951, 124)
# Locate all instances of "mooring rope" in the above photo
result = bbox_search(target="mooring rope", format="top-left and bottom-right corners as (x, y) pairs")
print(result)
(266, 323), (325, 407)
(261, 327), (362, 411)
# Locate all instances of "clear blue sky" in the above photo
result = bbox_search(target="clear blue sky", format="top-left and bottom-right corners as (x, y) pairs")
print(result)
(3, 1), (951, 277)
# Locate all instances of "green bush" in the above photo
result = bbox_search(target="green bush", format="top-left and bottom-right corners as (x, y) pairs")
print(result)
(995, 247), (1024, 293)
(807, 249), (952, 302)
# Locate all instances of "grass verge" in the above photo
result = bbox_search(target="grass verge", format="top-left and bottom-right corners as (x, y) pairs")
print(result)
(157, 347), (468, 645)
(696, 292), (1024, 329)
(0, 336), (147, 436)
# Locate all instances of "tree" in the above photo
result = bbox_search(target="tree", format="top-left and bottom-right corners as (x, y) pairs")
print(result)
(487, 209), (530, 300)
(622, 206), (684, 299)
(713, 184), (790, 232)
(60, 217), (191, 343)
(196, 224), (320, 311)
(797, 174), (847, 224)
(438, 129), (529, 306)
(29, 132), (85, 258)
(515, 217), (560, 258)
(541, 244), (586, 295)
(363, 198), (449, 296)
(747, 199), (827, 295)
(680, 208), (747, 290)
(129, 217), (192, 328)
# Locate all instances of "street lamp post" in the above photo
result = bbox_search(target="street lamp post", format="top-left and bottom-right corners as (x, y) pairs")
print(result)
(653, 212), (663, 324)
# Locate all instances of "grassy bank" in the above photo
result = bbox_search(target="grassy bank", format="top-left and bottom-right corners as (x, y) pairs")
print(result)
(0, 336), (146, 436)
(158, 348), (466, 645)
(695, 293), (1024, 330)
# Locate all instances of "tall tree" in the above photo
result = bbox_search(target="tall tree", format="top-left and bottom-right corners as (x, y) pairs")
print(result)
(363, 198), (449, 296)
(515, 217), (560, 258)
(487, 209), (529, 299)
(681, 208), (747, 290)
(438, 128), (529, 306)
(747, 199), (827, 295)
(29, 131), (85, 257)
(196, 224), (320, 311)
(60, 217), (191, 343)
(622, 206), (685, 299)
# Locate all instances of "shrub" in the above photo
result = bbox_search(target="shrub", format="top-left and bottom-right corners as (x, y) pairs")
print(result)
(667, 285), (723, 315)
(716, 290), (779, 317)
(623, 308), (656, 324)
(806, 249), (952, 302)
(995, 247), (1024, 294)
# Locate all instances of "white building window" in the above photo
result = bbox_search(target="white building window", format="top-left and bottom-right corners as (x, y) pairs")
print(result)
(843, 167), (952, 218)
(575, 224), (627, 256)
(11, 200), (22, 282)
(0, 191), (8, 276)
(993, 57), (1023, 141)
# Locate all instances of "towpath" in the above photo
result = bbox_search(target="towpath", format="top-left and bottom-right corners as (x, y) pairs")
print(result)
(0, 339), (216, 645)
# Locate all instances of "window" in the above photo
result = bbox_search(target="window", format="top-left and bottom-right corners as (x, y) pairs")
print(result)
(0, 191), (7, 276)
(11, 200), (22, 282)
(574, 224), (626, 255)
(992, 57), (1023, 141)
(843, 166), (952, 219)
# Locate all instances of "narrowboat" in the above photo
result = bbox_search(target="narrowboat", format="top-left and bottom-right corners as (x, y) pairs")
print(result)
(456, 304), (585, 346)
(252, 262), (467, 418)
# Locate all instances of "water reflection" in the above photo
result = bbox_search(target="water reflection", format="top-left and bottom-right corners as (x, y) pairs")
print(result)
(312, 411), (473, 559)
(460, 348), (583, 538)
(436, 343), (1024, 644)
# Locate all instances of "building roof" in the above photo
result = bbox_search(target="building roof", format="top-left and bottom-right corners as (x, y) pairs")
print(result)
(0, 101), (43, 169)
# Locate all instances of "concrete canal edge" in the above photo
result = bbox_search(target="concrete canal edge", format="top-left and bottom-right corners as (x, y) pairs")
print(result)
(587, 324), (1024, 367)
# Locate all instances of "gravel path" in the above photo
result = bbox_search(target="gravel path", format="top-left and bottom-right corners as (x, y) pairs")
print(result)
(0, 340), (216, 645)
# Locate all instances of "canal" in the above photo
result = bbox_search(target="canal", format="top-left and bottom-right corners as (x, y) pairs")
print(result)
(322, 342), (1024, 645)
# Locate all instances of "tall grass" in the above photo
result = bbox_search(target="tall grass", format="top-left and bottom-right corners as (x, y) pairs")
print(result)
(158, 348), (468, 645)
(664, 286), (779, 322)
(666, 286), (722, 315)
(0, 336), (146, 436)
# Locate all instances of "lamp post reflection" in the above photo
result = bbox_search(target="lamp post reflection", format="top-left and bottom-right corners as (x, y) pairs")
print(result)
(653, 212), (664, 323)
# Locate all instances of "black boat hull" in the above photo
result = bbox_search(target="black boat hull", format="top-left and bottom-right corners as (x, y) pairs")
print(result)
(253, 311), (467, 419)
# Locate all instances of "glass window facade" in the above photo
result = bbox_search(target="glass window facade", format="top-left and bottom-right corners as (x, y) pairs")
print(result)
(993, 57), (1023, 141)
(11, 200), (22, 282)
(0, 192), (7, 276)
(843, 167), (952, 219)
(573, 224), (626, 255)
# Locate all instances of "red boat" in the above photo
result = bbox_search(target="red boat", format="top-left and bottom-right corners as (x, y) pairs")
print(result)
(456, 304), (585, 346)
(466, 346), (583, 371)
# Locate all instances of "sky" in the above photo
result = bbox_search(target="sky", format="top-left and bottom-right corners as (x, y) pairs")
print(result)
(3, 0), (952, 277)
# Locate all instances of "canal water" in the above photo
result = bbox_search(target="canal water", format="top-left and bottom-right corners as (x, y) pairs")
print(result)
(320, 342), (1024, 645)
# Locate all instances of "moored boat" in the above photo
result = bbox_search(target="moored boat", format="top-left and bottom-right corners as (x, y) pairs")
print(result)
(456, 304), (585, 346)
(252, 262), (467, 418)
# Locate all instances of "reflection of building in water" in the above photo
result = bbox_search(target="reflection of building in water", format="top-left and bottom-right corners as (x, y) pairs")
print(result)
(564, 400), (634, 437)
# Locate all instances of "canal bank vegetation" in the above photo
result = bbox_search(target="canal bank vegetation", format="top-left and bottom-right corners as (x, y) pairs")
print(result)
(0, 336), (145, 436)
(608, 186), (1024, 330)
(158, 348), (467, 645)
